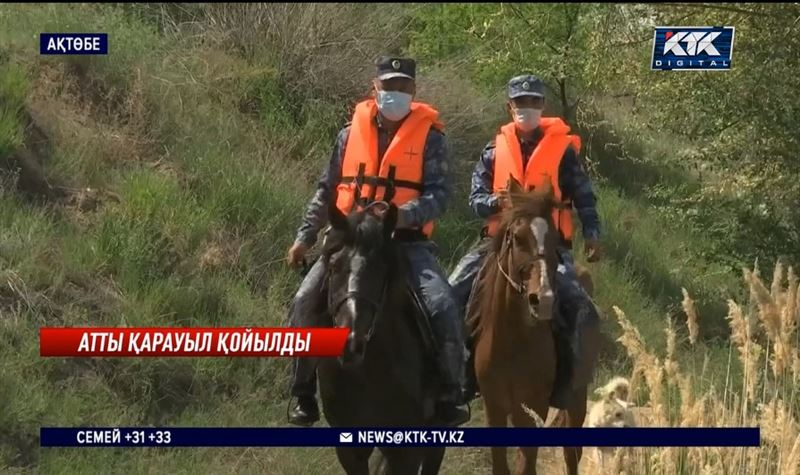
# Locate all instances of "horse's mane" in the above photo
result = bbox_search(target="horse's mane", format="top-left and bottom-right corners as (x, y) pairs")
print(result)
(353, 213), (387, 253)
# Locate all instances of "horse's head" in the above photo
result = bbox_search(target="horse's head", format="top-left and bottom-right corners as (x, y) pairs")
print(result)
(326, 200), (398, 366)
(492, 175), (560, 323)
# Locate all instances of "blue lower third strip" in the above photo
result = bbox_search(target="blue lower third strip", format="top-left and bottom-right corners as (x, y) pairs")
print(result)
(40, 427), (760, 448)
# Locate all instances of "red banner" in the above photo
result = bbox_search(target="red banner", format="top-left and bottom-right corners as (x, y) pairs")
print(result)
(39, 327), (349, 357)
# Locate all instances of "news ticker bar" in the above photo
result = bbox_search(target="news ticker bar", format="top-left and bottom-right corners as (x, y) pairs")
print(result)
(40, 427), (761, 448)
(39, 328), (349, 357)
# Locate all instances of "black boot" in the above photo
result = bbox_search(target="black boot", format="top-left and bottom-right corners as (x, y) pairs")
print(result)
(549, 327), (574, 409)
(434, 343), (471, 427)
(288, 395), (320, 427)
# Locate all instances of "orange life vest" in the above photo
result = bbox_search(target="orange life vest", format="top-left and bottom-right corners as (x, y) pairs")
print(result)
(486, 117), (582, 242)
(334, 99), (443, 238)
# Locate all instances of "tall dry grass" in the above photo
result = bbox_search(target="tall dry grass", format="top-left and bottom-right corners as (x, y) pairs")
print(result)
(601, 260), (800, 474)
(198, 3), (412, 101)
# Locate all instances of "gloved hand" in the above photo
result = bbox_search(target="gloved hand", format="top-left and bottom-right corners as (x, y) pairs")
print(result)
(287, 241), (309, 269)
(584, 238), (602, 263)
(495, 189), (511, 210)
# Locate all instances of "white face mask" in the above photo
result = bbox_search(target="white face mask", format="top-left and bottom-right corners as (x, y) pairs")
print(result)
(376, 90), (413, 122)
(513, 108), (542, 132)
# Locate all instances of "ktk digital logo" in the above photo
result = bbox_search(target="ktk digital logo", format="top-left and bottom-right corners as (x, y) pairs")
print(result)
(651, 26), (735, 71)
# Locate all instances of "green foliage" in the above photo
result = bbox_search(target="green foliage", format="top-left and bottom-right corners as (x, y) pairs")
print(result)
(605, 4), (800, 267)
(407, 4), (623, 119)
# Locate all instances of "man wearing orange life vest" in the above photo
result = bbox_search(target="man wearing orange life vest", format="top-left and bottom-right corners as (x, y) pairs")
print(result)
(448, 74), (603, 409)
(284, 56), (468, 427)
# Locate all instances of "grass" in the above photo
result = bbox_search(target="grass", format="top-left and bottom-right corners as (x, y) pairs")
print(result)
(0, 3), (797, 474)
(0, 60), (28, 157)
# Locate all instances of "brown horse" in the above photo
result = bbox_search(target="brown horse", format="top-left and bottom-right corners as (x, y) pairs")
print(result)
(466, 175), (600, 475)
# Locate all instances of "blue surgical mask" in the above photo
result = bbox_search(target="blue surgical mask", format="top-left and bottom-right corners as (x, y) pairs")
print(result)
(514, 108), (542, 132)
(376, 90), (413, 122)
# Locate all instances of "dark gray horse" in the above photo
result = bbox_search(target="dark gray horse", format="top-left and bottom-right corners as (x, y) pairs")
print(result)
(317, 200), (446, 475)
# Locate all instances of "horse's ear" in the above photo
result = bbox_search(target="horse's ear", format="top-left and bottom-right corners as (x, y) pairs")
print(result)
(507, 175), (524, 195)
(538, 175), (555, 199)
(382, 203), (398, 239)
(329, 200), (349, 231)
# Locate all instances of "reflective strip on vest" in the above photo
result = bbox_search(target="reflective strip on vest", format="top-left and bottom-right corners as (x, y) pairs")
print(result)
(335, 99), (441, 237)
(487, 118), (581, 241)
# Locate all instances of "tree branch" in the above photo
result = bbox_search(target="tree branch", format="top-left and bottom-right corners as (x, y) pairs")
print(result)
(505, 3), (561, 54)
(558, 78), (574, 124)
(563, 3), (579, 43)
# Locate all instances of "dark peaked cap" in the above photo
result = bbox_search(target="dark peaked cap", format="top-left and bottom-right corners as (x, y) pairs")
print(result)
(376, 56), (416, 80)
(507, 74), (546, 99)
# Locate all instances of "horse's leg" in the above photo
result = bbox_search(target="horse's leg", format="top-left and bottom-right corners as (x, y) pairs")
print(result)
(563, 385), (588, 475)
(420, 446), (446, 475)
(511, 396), (548, 475)
(484, 397), (511, 475)
(337, 446), (374, 475)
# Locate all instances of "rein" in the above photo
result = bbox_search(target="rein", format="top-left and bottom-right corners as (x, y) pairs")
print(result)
(497, 254), (525, 294)
(495, 224), (546, 296)
(328, 258), (391, 344)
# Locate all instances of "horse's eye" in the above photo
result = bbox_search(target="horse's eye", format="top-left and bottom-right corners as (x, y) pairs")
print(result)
(615, 411), (623, 418)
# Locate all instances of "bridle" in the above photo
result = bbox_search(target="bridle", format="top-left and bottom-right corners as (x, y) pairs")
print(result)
(325, 199), (396, 344)
(327, 246), (391, 345)
(330, 282), (389, 344)
(496, 220), (547, 295)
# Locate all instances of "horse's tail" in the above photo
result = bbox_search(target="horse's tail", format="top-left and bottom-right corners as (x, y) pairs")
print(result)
(546, 408), (570, 428)
(522, 404), (570, 428)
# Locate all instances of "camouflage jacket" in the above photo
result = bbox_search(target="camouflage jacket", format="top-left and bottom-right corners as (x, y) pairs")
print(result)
(294, 118), (450, 247)
(469, 129), (601, 241)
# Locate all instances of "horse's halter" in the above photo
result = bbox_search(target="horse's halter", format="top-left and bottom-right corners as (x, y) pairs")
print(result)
(496, 217), (550, 296)
(329, 272), (389, 344)
(328, 200), (394, 346)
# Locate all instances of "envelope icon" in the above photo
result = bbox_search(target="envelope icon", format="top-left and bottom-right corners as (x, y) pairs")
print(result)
(339, 432), (353, 443)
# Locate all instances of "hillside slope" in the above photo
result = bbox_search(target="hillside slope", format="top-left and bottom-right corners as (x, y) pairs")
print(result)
(1, 4), (797, 474)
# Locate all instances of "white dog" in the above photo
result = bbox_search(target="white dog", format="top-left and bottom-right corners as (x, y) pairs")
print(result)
(586, 377), (637, 473)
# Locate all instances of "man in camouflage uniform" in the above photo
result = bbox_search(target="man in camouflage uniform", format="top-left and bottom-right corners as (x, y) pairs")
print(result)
(285, 56), (469, 427)
(448, 74), (602, 409)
